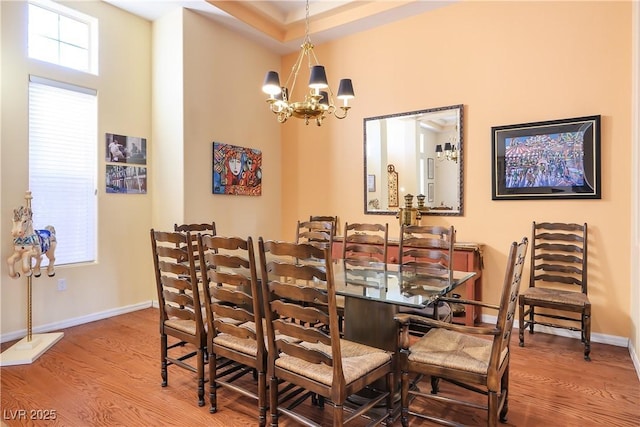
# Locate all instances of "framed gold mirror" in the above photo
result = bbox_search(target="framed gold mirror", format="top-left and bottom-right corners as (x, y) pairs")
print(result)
(364, 104), (464, 216)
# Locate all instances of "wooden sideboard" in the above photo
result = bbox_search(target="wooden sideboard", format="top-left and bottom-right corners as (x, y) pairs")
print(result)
(333, 239), (483, 326)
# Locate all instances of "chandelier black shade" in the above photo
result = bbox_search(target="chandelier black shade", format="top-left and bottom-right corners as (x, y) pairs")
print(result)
(261, 0), (354, 126)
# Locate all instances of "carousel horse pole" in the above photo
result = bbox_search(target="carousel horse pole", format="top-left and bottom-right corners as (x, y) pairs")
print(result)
(7, 193), (57, 279)
(1, 191), (63, 366)
(7, 192), (58, 339)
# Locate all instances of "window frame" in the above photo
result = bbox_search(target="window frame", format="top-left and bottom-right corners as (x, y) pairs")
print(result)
(28, 0), (99, 75)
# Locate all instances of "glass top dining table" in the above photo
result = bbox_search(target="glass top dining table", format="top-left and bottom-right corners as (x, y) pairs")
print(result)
(332, 260), (477, 309)
(259, 255), (477, 351)
(331, 260), (477, 354)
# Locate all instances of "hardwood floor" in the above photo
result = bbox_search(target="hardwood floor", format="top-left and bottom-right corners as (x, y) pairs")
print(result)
(1, 308), (638, 426)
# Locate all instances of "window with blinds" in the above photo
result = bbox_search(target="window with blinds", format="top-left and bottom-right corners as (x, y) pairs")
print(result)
(29, 76), (97, 266)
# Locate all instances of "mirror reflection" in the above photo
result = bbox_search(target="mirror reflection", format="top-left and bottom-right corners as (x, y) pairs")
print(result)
(364, 104), (464, 216)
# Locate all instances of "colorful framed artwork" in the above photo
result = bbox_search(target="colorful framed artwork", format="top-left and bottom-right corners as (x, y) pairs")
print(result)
(213, 142), (262, 196)
(491, 115), (601, 200)
(105, 133), (147, 164)
(106, 165), (147, 194)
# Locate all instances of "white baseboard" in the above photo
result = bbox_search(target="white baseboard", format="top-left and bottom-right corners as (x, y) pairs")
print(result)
(482, 313), (629, 347)
(483, 313), (640, 380)
(0, 301), (154, 344)
(629, 342), (640, 381)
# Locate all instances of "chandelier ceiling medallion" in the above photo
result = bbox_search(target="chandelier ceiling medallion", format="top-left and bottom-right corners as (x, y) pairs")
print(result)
(261, 0), (355, 126)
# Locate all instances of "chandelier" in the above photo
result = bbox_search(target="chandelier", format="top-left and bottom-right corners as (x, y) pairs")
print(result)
(435, 126), (459, 163)
(261, 0), (355, 126)
(435, 142), (459, 163)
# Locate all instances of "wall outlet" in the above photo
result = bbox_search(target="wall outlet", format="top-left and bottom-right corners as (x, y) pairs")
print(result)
(57, 278), (67, 291)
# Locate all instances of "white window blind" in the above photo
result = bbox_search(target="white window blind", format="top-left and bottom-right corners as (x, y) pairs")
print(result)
(29, 76), (97, 266)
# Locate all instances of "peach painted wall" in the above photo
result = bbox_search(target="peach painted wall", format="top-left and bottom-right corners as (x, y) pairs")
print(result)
(180, 10), (283, 239)
(151, 8), (283, 239)
(280, 1), (633, 338)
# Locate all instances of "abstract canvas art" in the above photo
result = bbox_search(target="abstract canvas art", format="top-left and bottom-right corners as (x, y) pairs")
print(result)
(213, 142), (262, 196)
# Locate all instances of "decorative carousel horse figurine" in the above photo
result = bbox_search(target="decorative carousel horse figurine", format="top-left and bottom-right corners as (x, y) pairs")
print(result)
(7, 206), (56, 279)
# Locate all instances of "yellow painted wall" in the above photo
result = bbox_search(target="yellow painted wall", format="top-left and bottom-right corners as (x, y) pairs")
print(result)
(1, 0), (153, 333)
(280, 1), (633, 338)
(151, 8), (185, 229)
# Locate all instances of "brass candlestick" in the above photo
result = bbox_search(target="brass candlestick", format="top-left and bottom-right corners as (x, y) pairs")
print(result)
(397, 193), (421, 226)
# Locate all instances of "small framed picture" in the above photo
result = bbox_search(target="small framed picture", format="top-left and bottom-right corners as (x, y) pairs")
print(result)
(428, 182), (434, 202)
(427, 158), (434, 179)
(105, 133), (147, 164)
(106, 165), (147, 194)
(367, 174), (376, 192)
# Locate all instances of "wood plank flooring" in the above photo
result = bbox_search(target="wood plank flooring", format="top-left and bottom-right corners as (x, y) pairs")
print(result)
(1, 308), (638, 426)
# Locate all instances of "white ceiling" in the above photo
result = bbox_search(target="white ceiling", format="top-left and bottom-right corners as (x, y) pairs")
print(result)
(102, 1), (454, 54)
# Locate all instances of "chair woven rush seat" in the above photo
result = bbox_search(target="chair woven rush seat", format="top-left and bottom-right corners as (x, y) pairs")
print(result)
(395, 237), (528, 427)
(407, 328), (507, 374)
(197, 234), (268, 425)
(164, 318), (199, 335)
(520, 287), (589, 306)
(215, 319), (300, 356)
(274, 339), (392, 386)
(211, 322), (261, 356)
(150, 229), (206, 407)
(258, 239), (395, 427)
(519, 222), (591, 361)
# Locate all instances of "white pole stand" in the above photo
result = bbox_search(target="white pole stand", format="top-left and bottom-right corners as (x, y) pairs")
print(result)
(0, 332), (64, 366)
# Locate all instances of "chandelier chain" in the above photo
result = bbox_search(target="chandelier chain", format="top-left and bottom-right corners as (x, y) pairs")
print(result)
(305, 0), (310, 42)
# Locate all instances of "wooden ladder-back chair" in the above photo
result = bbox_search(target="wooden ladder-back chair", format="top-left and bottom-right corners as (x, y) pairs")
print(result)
(399, 224), (455, 282)
(296, 220), (335, 253)
(174, 222), (217, 267)
(395, 237), (529, 426)
(310, 215), (338, 236)
(342, 222), (388, 270)
(197, 234), (267, 425)
(519, 222), (591, 360)
(258, 239), (394, 427)
(398, 224), (456, 326)
(150, 229), (206, 406)
(175, 222), (218, 326)
(174, 222), (217, 235)
(298, 218), (344, 332)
